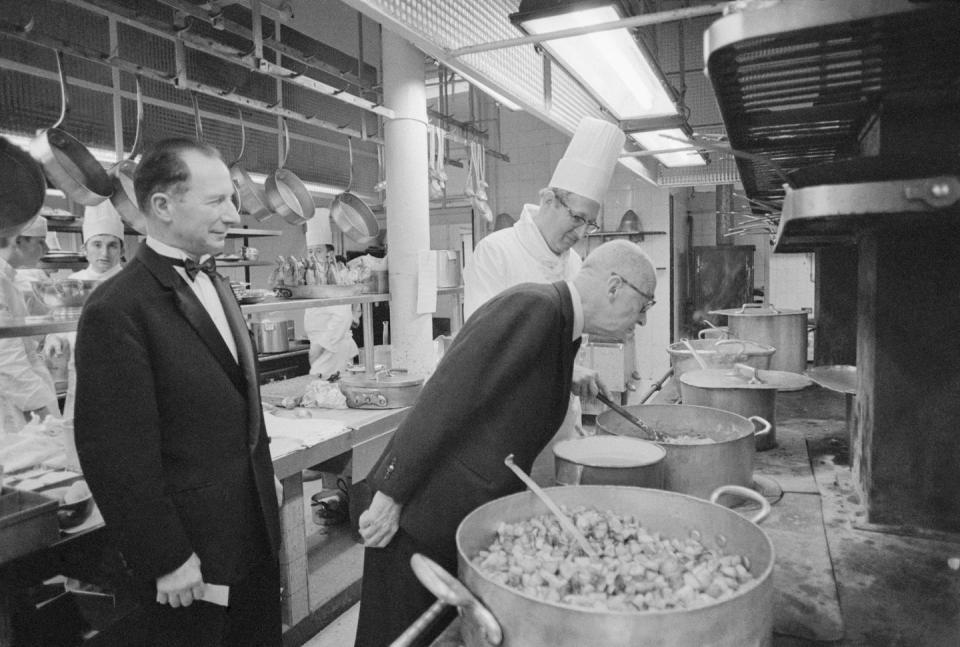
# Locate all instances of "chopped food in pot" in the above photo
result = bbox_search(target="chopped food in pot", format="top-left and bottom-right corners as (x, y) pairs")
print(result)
(473, 506), (754, 612)
(659, 433), (716, 445)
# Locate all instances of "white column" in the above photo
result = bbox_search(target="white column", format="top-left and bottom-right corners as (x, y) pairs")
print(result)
(382, 31), (433, 377)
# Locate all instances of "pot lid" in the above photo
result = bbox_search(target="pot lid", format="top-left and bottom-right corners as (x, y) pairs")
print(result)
(553, 436), (665, 468)
(805, 365), (856, 394)
(680, 368), (779, 390)
(339, 369), (423, 388)
(709, 303), (807, 317)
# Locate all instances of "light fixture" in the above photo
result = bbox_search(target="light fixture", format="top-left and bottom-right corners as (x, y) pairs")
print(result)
(630, 128), (706, 167)
(511, 0), (677, 120)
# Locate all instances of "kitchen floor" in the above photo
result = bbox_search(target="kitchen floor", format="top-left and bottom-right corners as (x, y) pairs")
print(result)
(299, 386), (960, 647)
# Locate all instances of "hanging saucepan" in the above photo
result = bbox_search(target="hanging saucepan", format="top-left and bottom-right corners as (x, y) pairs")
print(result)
(264, 118), (314, 226)
(0, 136), (47, 237)
(107, 75), (146, 234)
(191, 93), (240, 212)
(29, 50), (113, 206)
(330, 137), (379, 245)
(230, 109), (272, 222)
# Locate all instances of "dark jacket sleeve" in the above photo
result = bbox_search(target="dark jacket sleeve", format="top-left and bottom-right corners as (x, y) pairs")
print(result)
(369, 287), (564, 503)
(74, 297), (194, 580)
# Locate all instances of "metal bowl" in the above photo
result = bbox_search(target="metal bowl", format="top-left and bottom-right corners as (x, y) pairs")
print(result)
(31, 279), (101, 316)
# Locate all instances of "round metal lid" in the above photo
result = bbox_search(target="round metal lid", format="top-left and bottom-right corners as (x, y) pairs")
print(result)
(339, 369), (424, 388)
(681, 368), (779, 390)
(709, 303), (807, 317)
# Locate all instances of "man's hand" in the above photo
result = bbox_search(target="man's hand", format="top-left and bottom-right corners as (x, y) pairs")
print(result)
(571, 364), (608, 400)
(156, 553), (205, 608)
(358, 491), (401, 548)
(43, 334), (68, 359)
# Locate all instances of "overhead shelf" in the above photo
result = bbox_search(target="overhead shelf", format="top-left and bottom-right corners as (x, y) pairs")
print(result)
(704, 0), (960, 215)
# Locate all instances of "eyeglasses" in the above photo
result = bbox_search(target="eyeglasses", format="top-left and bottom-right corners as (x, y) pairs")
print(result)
(554, 194), (600, 234)
(612, 272), (656, 312)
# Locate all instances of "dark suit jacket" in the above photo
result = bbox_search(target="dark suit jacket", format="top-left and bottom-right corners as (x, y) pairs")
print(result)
(367, 281), (580, 559)
(74, 244), (280, 585)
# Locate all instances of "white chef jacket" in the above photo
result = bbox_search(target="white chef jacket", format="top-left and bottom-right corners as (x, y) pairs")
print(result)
(304, 304), (359, 378)
(463, 204), (582, 319)
(0, 256), (59, 434)
(14, 268), (51, 317)
(462, 203), (585, 437)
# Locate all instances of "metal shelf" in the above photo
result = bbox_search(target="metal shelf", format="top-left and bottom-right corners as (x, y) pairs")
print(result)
(704, 0), (960, 209)
(45, 222), (282, 239)
(240, 293), (389, 315)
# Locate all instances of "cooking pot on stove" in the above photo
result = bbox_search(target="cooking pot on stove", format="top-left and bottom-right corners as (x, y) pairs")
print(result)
(679, 367), (780, 451)
(596, 403), (770, 501)
(553, 435), (665, 488)
(453, 485), (775, 647)
(251, 320), (291, 354)
(668, 338), (775, 382)
(709, 303), (808, 373)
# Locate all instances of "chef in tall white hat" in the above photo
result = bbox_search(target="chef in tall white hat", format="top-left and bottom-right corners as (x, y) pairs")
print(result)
(12, 214), (53, 315)
(462, 116), (627, 438)
(72, 201), (126, 281)
(303, 208), (359, 378)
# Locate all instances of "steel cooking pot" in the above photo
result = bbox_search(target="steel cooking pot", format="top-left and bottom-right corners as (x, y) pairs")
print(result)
(709, 303), (808, 373)
(679, 368), (779, 451)
(264, 119), (315, 226)
(107, 76), (146, 234)
(553, 435), (665, 488)
(668, 338), (775, 382)
(455, 485), (774, 647)
(251, 320), (291, 354)
(596, 403), (771, 500)
(230, 110), (272, 223)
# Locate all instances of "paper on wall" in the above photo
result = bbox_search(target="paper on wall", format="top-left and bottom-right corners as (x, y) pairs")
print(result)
(417, 250), (438, 314)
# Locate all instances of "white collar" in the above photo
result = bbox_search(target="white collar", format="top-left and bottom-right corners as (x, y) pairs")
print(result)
(515, 204), (570, 267)
(146, 237), (212, 263)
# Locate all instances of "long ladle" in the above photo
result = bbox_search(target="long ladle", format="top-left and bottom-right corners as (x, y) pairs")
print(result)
(682, 338), (711, 370)
(391, 553), (503, 647)
(596, 392), (668, 442)
(503, 455), (596, 557)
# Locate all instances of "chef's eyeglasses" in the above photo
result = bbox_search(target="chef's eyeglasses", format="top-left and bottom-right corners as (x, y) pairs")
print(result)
(555, 194), (600, 234)
(612, 272), (656, 312)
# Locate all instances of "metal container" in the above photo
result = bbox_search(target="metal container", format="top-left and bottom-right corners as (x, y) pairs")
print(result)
(456, 485), (775, 647)
(709, 303), (808, 373)
(251, 320), (292, 354)
(679, 369), (779, 451)
(596, 404), (771, 500)
(553, 435), (665, 488)
(668, 338), (775, 382)
(338, 369), (423, 409)
(436, 250), (462, 288)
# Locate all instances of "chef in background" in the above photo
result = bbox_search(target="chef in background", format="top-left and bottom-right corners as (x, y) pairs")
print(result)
(45, 202), (126, 417)
(462, 117), (627, 439)
(0, 213), (59, 433)
(12, 213), (52, 316)
(303, 208), (359, 378)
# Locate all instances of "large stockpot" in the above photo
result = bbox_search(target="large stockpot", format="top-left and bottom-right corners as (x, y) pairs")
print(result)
(251, 320), (292, 354)
(679, 368), (780, 451)
(668, 338), (775, 382)
(455, 485), (775, 647)
(596, 404), (771, 500)
(553, 435), (665, 488)
(709, 303), (808, 373)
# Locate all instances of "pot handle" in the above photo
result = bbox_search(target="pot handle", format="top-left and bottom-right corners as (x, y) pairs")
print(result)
(738, 302), (779, 313)
(749, 415), (772, 445)
(709, 485), (771, 525)
(714, 339), (747, 358)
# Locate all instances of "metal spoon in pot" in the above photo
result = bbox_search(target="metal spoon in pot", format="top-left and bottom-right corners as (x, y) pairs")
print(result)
(504, 454), (597, 557)
(682, 338), (711, 370)
(390, 553), (503, 647)
(596, 392), (668, 442)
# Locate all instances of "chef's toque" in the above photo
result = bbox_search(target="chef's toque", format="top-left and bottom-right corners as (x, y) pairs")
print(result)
(19, 214), (48, 237)
(306, 207), (333, 247)
(549, 117), (626, 203)
(82, 202), (125, 241)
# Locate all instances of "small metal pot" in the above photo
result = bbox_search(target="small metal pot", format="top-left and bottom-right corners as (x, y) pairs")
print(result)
(668, 338), (775, 382)
(330, 138), (379, 244)
(264, 119), (314, 226)
(338, 369), (423, 409)
(251, 320), (292, 354)
(596, 403), (771, 500)
(679, 368), (779, 451)
(710, 303), (808, 373)
(230, 110), (272, 222)
(553, 435), (665, 488)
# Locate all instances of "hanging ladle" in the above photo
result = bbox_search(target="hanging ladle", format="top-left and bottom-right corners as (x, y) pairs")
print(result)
(503, 454), (596, 557)
(390, 553), (502, 647)
(596, 392), (668, 442)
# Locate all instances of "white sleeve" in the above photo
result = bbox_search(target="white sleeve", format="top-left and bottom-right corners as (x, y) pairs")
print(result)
(463, 238), (508, 320)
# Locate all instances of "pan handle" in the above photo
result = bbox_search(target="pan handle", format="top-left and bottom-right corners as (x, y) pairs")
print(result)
(52, 50), (68, 130)
(127, 75), (144, 161)
(191, 92), (204, 143)
(389, 600), (448, 647)
(279, 118), (290, 168)
(346, 136), (354, 192)
(709, 485), (772, 525)
(748, 415), (772, 447)
(235, 108), (247, 163)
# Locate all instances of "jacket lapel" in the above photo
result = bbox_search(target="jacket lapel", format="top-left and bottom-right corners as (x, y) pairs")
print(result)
(136, 246), (244, 391)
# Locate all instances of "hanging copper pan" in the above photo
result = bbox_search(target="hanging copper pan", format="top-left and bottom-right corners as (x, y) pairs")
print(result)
(264, 118), (314, 226)
(0, 136), (47, 237)
(230, 109), (272, 222)
(107, 75), (146, 234)
(29, 50), (113, 206)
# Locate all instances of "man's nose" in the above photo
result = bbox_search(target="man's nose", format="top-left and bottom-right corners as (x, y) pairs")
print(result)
(637, 312), (647, 327)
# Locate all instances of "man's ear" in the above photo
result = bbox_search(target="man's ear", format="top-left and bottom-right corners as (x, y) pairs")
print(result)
(150, 192), (172, 223)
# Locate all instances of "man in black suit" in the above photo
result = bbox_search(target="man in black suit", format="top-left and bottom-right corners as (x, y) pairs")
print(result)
(353, 239), (657, 647)
(74, 139), (281, 646)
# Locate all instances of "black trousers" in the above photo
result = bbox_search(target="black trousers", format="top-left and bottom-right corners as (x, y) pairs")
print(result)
(136, 556), (282, 647)
(353, 528), (457, 647)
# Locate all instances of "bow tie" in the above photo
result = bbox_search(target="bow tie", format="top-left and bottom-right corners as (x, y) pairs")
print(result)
(171, 256), (217, 281)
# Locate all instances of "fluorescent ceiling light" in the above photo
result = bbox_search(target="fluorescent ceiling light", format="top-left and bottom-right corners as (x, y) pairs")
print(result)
(444, 63), (522, 111)
(518, 5), (676, 120)
(630, 129), (706, 167)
